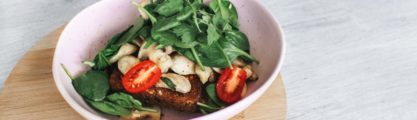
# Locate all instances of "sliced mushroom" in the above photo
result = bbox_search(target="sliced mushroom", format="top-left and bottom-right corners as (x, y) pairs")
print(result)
(138, 42), (157, 60)
(149, 49), (173, 73)
(195, 66), (212, 84)
(171, 54), (195, 75)
(137, 42), (173, 73)
(109, 43), (138, 64)
(232, 59), (246, 67)
(155, 73), (192, 94)
(243, 65), (258, 81)
(241, 83), (247, 98)
(163, 45), (175, 54)
(118, 56), (140, 74)
(121, 106), (161, 120)
(133, 0), (151, 20)
(212, 67), (222, 73)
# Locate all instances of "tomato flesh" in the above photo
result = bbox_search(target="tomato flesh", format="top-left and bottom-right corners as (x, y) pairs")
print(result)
(122, 60), (161, 93)
(216, 66), (247, 104)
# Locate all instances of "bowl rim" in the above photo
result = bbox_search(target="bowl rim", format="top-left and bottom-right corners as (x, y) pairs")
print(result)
(52, 0), (286, 119)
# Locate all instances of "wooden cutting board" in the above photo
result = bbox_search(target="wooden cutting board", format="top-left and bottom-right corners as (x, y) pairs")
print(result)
(0, 25), (287, 120)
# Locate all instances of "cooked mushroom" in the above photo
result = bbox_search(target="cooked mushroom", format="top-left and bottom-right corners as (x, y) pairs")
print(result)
(155, 73), (192, 94)
(232, 59), (246, 67)
(109, 43), (138, 64)
(195, 66), (212, 84)
(212, 67), (222, 73)
(171, 54), (195, 75)
(132, 0), (151, 20)
(117, 55), (140, 74)
(243, 65), (258, 81)
(149, 49), (173, 73)
(121, 106), (161, 120)
(138, 42), (157, 60)
(137, 42), (173, 73)
(241, 83), (247, 98)
(164, 45), (175, 54)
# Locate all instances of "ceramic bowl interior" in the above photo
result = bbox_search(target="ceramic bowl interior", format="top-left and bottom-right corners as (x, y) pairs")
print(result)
(52, 0), (285, 119)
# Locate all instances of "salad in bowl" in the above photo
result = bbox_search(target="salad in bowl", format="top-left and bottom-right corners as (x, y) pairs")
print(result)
(60, 0), (262, 119)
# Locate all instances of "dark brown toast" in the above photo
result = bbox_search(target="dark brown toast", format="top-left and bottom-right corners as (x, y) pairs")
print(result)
(109, 69), (203, 112)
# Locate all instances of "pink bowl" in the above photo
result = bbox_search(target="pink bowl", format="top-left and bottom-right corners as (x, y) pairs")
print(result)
(52, 0), (285, 119)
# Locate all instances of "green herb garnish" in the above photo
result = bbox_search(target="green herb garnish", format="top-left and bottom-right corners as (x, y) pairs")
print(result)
(161, 77), (176, 90)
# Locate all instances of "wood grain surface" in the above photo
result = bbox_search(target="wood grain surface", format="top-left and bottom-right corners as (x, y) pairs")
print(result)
(0, 26), (287, 120)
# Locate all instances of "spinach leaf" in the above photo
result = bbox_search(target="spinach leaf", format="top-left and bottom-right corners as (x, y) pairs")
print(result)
(197, 102), (220, 113)
(154, 17), (181, 32)
(176, 44), (230, 68)
(227, 1), (239, 28)
(107, 92), (142, 109)
(72, 71), (109, 101)
(209, 0), (239, 28)
(151, 30), (177, 46)
(161, 77), (176, 90)
(132, 1), (158, 24)
(92, 17), (145, 70)
(211, 10), (225, 28)
(176, 4), (194, 21)
(222, 23), (233, 31)
(199, 108), (208, 114)
(191, 47), (205, 70)
(172, 24), (197, 43)
(107, 92), (156, 112)
(60, 63), (74, 80)
(154, 0), (184, 16)
(224, 30), (249, 51)
(185, 0), (202, 32)
(174, 41), (199, 48)
(219, 39), (258, 63)
(207, 24), (221, 46)
(138, 25), (151, 39)
(87, 100), (130, 116)
(206, 84), (226, 106)
(92, 28), (128, 70)
(115, 17), (145, 46)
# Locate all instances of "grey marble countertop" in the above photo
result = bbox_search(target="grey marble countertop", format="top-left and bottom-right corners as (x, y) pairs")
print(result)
(1, 0), (417, 119)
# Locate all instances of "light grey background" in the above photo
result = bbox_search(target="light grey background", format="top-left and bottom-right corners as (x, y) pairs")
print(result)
(1, 0), (417, 119)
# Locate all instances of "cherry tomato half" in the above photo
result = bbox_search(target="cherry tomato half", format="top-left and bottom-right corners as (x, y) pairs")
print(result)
(216, 66), (247, 104)
(122, 60), (162, 93)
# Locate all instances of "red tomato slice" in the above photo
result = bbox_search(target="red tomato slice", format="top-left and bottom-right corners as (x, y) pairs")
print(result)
(216, 66), (247, 104)
(122, 60), (162, 93)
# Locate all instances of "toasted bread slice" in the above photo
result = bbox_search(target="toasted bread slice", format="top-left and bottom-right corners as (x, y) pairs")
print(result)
(109, 69), (202, 112)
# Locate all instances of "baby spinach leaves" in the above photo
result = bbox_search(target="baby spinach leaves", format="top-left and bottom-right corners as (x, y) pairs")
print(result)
(209, 0), (239, 28)
(87, 92), (156, 116)
(154, 17), (181, 32)
(92, 17), (145, 70)
(155, 0), (184, 16)
(72, 71), (109, 101)
(207, 24), (221, 46)
(107, 92), (156, 112)
(62, 64), (154, 116)
(107, 92), (143, 110)
(198, 83), (226, 113)
(135, 0), (257, 69)
(87, 100), (131, 116)
(206, 84), (226, 106)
